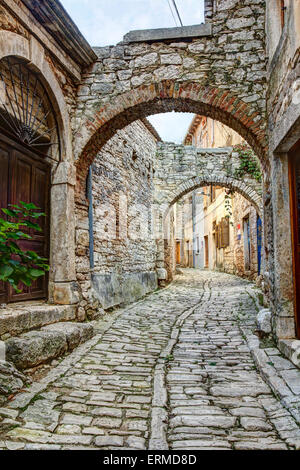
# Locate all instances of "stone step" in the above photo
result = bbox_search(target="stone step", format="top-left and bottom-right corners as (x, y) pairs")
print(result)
(0, 303), (77, 340)
(5, 322), (94, 370)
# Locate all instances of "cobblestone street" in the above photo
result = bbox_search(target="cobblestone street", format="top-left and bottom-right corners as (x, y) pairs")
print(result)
(0, 270), (299, 450)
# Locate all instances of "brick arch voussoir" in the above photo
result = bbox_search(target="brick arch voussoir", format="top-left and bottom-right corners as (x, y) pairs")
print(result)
(75, 81), (268, 201)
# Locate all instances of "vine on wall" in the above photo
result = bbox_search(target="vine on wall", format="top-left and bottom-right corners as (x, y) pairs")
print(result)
(233, 144), (262, 182)
(224, 190), (234, 226)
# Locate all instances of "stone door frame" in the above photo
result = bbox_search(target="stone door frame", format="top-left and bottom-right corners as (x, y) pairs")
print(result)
(0, 31), (78, 307)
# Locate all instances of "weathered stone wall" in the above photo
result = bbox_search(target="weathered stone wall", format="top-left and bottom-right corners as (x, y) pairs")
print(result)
(232, 192), (259, 280)
(74, 0), (268, 194)
(267, 0), (300, 153)
(266, 0), (300, 339)
(75, 120), (158, 311)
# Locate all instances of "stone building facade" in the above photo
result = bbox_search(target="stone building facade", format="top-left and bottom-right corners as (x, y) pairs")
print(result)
(0, 0), (96, 319)
(265, 0), (300, 343)
(0, 0), (299, 359)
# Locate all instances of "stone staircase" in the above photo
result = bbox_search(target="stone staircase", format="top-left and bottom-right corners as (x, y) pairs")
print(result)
(0, 303), (96, 404)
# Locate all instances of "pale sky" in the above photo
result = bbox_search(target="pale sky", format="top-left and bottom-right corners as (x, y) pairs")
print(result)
(60, 0), (205, 143)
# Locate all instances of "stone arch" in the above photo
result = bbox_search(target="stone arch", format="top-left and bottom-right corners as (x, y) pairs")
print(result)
(0, 31), (76, 304)
(163, 174), (262, 220)
(0, 31), (72, 161)
(156, 174), (263, 283)
(75, 81), (268, 200)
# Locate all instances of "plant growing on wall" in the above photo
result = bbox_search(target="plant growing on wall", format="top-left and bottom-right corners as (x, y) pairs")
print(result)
(224, 190), (234, 226)
(233, 144), (262, 182)
(0, 202), (49, 292)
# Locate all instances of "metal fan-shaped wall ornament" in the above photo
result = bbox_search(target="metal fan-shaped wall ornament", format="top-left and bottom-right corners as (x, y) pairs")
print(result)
(0, 57), (59, 154)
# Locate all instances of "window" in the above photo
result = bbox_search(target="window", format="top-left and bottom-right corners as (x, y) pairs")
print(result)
(220, 217), (230, 248)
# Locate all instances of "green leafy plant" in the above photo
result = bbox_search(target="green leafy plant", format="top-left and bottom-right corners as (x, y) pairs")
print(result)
(224, 190), (234, 226)
(0, 202), (49, 293)
(233, 143), (262, 182)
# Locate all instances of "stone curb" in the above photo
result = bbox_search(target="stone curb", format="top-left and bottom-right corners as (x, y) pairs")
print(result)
(241, 329), (300, 427)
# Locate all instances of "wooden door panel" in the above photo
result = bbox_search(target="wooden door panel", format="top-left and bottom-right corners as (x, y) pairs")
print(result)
(289, 141), (300, 339)
(0, 146), (9, 303)
(9, 153), (32, 302)
(33, 167), (46, 236)
(0, 134), (50, 304)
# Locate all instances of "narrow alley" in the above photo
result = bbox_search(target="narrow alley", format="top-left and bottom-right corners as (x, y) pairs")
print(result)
(0, 270), (299, 450)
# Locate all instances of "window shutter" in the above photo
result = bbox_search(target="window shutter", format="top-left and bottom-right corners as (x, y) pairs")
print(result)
(215, 224), (219, 248)
(219, 222), (223, 248)
(221, 217), (230, 248)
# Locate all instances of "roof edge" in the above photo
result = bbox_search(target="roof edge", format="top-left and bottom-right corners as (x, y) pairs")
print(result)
(21, 0), (97, 68)
(141, 118), (162, 142)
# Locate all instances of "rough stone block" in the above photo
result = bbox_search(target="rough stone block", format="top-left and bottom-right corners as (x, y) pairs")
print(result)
(156, 268), (167, 280)
(0, 360), (31, 402)
(257, 309), (272, 334)
(278, 339), (300, 369)
(5, 330), (68, 370)
(0, 304), (77, 339)
(92, 271), (157, 309)
(43, 322), (93, 350)
(49, 282), (80, 305)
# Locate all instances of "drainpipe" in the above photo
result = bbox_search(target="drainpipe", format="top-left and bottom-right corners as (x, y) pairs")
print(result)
(192, 191), (196, 268)
(87, 165), (94, 270)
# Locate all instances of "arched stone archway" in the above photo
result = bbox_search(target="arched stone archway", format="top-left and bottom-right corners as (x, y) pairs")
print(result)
(73, 3), (268, 199)
(0, 32), (77, 306)
(0, 31), (72, 161)
(74, 81), (268, 201)
(162, 175), (262, 219)
(151, 143), (263, 281)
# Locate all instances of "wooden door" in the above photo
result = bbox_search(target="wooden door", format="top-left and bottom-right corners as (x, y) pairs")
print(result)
(0, 133), (50, 304)
(204, 235), (209, 268)
(289, 141), (300, 338)
(176, 241), (181, 265)
(0, 145), (9, 304)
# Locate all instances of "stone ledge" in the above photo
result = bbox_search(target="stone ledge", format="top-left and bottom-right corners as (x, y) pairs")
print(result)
(92, 271), (157, 310)
(278, 339), (300, 369)
(5, 322), (94, 370)
(0, 304), (77, 340)
(123, 23), (212, 43)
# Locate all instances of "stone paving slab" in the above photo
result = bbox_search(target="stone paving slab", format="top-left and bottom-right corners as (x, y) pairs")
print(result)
(0, 270), (299, 450)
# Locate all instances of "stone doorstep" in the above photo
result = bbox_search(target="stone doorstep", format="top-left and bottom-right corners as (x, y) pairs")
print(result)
(0, 303), (77, 340)
(5, 322), (95, 370)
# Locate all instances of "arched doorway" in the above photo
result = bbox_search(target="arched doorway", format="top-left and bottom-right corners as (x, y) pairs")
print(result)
(0, 56), (59, 303)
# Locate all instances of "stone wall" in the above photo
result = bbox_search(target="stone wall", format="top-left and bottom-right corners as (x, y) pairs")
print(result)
(232, 192), (259, 280)
(266, 0), (300, 339)
(75, 120), (158, 311)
